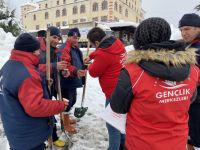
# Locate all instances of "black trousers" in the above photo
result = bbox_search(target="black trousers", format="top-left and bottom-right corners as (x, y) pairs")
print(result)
(61, 88), (77, 112)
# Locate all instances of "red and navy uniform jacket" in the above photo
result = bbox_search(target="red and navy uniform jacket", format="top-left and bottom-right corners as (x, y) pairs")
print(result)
(88, 36), (126, 98)
(0, 50), (65, 150)
(60, 40), (84, 89)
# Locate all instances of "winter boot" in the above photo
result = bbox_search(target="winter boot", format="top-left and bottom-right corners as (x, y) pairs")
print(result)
(53, 139), (65, 147)
(63, 114), (77, 134)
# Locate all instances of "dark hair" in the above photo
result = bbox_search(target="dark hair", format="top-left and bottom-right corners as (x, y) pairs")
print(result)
(87, 27), (106, 44)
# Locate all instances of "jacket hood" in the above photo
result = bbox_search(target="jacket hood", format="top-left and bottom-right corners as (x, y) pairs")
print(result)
(97, 36), (125, 55)
(126, 41), (197, 81)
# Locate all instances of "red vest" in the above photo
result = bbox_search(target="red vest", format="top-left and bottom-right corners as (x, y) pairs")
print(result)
(125, 64), (199, 150)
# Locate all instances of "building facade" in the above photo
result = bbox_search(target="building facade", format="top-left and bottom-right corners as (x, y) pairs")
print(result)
(21, 0), (144, 32)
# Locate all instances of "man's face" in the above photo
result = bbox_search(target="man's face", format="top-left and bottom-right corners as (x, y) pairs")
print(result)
(50, 35), (60, 48)
(68, 36), (80, 47)
(180, 26), (200, 43)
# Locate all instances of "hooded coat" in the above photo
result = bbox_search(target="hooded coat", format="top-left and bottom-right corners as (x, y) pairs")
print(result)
(110, 41), (200, 150)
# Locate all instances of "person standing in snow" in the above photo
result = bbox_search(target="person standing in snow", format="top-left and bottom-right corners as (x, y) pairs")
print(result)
(179, 13), (200, 150)
(60, 27), (86, 133)
(0, 33), (68, 150)
(38, 26), (68, 148)
(110, 17), (200, 150)
(85, 27), (126, 150)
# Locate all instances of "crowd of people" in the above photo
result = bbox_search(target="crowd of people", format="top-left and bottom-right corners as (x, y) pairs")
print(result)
(0, 13), (200, 150)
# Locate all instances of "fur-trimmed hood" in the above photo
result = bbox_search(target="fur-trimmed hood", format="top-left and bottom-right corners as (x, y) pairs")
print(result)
(126, 48), (197, 66)
(126, 48), (197, 81)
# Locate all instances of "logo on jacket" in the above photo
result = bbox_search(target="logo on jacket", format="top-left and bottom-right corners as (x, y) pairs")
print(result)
(159, 80), (188, 89)
(155, 80), (190, 104)
(0, 76), (3, 95)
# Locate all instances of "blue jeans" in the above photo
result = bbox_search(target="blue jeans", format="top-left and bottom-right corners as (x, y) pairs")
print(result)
(106, 99), (125, 150)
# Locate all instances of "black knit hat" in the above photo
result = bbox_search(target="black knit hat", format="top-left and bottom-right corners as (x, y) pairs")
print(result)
(179, 13), (200, 28)
(133, 17), (171, 50)
(47, 26), (61, 38)
(37, 30), (46, 37)
(14, 33), (40, 52)
(68, 27), (81, 37)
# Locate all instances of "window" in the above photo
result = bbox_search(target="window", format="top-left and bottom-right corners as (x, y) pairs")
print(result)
(73, 19), (78, 24)
(126, 0), (128, 4)
(62, 21), (67, 26)
(57, 0), (59, 5)
(36, 25), (39, 30)
(63, 0), (66, 4)
(102, 1), (108, 10)
(114, 17), (119, 21)
(80, 18), (86, 22)
(24, 8), (26, 11)
(119, 5), (122, 14)
(73, 6), (78, 14)
(45, 3), (48, 8)
(62, 8), (67, 16)
(114, 2), (118, 11)
(56, 22), (60, 27)
(125, 9), (128, 17)
(80, 5), (86, 13)
(45, 12), (49, 19)
(92, 17), (98, 22)
(56, 10), (60, 17)
(33, 14), (36, 20)
(93, 3), (98, 12)
(101, 16), (107, 22)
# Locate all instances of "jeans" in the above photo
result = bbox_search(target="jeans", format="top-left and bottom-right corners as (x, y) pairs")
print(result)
(106, 99), (125, 150)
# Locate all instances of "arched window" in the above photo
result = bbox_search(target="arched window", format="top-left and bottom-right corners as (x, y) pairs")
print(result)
(93, 3), (98, 12)
(45, 12), (49, 19)
(102, 1), (108, 10)
(56, 10), (60, 17)
(80, 5), (86, 13)
(114, 2), (118, 11)
(33, 14), (36, 20)
(73, 6), (78, 14)
(45, 3), (48, 8)
(62, 8), (67, 16)
(125, 9), (128, 17)
(119, 5), (122, 14)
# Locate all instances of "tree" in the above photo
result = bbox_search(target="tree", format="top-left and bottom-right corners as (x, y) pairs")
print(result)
(195, 4), (200, 11)
(0, 0), (21, 36)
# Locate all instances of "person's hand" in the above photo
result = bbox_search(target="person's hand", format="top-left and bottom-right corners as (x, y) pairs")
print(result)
(57, 61), (67, 71)
(63, 98), (69, 110)
(84, 57), (91, 64)
(77, 69), (86, 78)
(62, 69), (70, 78)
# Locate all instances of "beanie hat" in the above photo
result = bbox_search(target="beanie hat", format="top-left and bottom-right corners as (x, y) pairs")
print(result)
(68, 27), (81, 37)
(37, 30), (46, 37)
(179, 13), (200, 28)
(47, 26), (61, 38)
(14, 33), (40, 52)
(133, 17), (171, 50)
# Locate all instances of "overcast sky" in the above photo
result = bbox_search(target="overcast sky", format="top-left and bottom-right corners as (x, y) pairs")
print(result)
(9, 0), (200, 26)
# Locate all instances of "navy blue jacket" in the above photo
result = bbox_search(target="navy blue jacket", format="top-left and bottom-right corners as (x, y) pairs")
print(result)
(59, 44), (84, 89)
